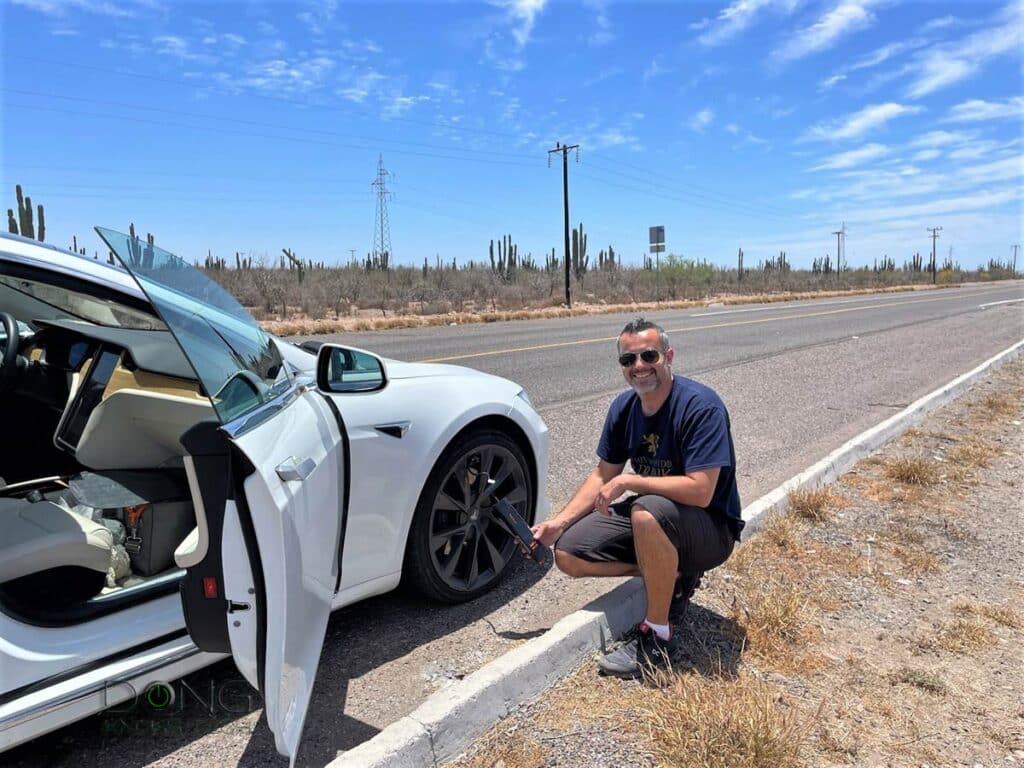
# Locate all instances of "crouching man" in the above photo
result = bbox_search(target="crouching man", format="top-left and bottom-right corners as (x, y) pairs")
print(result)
(531, 318), (743, 678)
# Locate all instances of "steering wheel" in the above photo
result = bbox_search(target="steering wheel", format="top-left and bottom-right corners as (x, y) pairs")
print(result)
(0, 312), (22, 393)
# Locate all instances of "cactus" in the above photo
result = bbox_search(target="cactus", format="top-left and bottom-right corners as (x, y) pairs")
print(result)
(545, 247), (560, 273)
(571, 222), (588, 280)
(15, 185), (35, 239)
(36, 204), (45, 242)
(282, 247), (305, 282)
(737, 248), (744, 281)
(7, 209), (16, 235)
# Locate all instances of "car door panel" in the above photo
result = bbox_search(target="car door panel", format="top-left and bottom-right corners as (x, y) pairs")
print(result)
(226, 389), (344, 763)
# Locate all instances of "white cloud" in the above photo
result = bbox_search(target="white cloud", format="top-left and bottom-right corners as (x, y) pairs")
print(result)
(921, 15), (960, 33)
(726, 123), (740, 135)
(11, 0), (137, 17)
(850, 39), (925, 71)
(944, 97), (1024, 123)
(50, 27), (79, 35)
(297, 0), (337, 36)
(642, 59), (669, 83)
(217, 54), (336, 95)
(689, 108), (714, 132)
(848, 188), (1020, 223)
(948, 141), (1004, 162)
(819, 73), (846, 91)
(697, 0), (800, 47)
(222, 33), (246, 46)
(338, 69), (386, 103)
(909, 130), (972, 149)
(810, 143), (889, 170)
(153, 35), (211, 62)
(383, 94), (431, 119)
(775, 0), (878, 63)
(961, 155), (1024, 185)
(805, 102), (923, 142)
(586, 0), (614, 46)
(912, 149), (941, 162)
(496, 0), (547, 47)
(906, 2), (1024, 98)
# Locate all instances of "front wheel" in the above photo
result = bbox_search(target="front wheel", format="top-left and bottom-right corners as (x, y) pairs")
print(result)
(404, 428), (533, 603)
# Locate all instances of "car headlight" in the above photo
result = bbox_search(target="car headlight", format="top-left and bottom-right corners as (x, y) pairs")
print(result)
(516, 389), (535, 409)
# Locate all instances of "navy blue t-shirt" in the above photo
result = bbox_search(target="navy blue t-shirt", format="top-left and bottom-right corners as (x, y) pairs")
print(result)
(597, 375), (744, 540)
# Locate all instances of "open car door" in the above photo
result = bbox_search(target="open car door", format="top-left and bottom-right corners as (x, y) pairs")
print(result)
(97, 228), (346, 764)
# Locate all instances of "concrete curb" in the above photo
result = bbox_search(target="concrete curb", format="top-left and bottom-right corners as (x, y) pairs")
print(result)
(326, 338), (1024, 768)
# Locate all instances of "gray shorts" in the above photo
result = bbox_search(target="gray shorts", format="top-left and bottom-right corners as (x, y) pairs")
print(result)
(555, 495), (734, 574)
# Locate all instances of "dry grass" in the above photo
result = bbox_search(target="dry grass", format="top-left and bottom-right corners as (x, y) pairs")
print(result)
(947, 436), (999, 469)
(884, 456), (941, 486)
(787, 486), (846, 522)
(889, 544), (942, 574)
(889, 666), (947, 695)
(955, 601), (1021, 629)
(758, 514), (801, 551)
(258, 284), (942, 337)
(974, 391), (1020, 421)
(448, 732), (548, 768)
(629, 674), (809, 768)
(921, 618), (996, 654)
(732, 578), (820, 666)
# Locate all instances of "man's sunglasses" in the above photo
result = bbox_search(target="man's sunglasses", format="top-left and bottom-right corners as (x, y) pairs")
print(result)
(618, 349), (662, 367)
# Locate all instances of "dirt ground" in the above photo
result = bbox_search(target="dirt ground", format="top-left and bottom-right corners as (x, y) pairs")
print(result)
(445, 359), (1024, 768)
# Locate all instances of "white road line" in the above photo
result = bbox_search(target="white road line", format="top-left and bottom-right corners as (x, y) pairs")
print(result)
(979, 298), (1024, 309)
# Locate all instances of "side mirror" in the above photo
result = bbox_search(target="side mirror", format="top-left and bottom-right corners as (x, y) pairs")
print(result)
(316, 343), (386, 393)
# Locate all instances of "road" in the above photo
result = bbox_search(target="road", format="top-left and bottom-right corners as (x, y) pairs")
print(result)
(7, 282), (1023, 768)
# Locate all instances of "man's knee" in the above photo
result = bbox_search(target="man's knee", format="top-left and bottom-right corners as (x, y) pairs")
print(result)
(629, 504), (660, 531)
(553, 547), (589, 577)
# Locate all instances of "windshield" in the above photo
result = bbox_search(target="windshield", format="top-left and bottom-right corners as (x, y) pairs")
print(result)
(96, 227), (291, 424)
(0, 273), (165, 330)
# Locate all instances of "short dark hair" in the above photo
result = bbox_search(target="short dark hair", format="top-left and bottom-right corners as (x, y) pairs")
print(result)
(618, 317), (669, 351)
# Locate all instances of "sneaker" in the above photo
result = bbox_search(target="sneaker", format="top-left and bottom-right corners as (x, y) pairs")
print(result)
(669, 571), (703, 622)
(597, 623), (679, 679)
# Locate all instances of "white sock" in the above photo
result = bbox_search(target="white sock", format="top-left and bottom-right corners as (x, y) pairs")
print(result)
(643, 620), (671, 640)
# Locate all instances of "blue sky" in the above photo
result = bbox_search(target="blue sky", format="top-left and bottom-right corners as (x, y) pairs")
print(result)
(2, 0), (1022, 270)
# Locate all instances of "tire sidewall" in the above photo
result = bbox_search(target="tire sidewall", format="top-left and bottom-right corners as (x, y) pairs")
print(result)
(405, 428), (534, 603)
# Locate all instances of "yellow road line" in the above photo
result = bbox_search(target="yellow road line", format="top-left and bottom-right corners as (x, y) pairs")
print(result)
(415, 288), (1006, 364)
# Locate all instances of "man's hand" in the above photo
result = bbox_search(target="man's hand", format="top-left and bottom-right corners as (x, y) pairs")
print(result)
(594, 475), (633, 514)
(531, 519), (566, 547)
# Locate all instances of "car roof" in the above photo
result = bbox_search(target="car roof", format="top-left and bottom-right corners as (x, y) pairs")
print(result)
(0, 231), (146, 299)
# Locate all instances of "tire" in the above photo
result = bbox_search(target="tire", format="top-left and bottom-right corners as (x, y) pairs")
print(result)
(403, 428), (534, 603)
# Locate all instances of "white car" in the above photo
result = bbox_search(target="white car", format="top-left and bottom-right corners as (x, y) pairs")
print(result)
(0, 228), (549, 762)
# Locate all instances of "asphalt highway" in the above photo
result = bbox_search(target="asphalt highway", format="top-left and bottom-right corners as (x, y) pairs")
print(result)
(7, 282), (1022, 768)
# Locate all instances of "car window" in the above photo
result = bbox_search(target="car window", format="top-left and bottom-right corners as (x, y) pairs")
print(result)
(96, 227), (291, 425)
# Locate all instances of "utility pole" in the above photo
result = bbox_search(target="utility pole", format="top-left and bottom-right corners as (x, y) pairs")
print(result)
(349, 248), (357, 265)
(1012, 244), (1020, 276)
(831, 222), (846, 272)
(927, 226), (942, 284)
(548, 141), (579, 308)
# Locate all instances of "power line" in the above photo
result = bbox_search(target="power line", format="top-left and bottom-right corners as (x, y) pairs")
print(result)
(4, 102), (543, 170)
(1, 87), (540, 164)
(584, 152), (793, 218)
(10, 56), (537, 146)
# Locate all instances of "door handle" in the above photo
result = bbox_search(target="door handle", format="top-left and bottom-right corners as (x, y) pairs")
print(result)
(276, 457), (316, 482)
